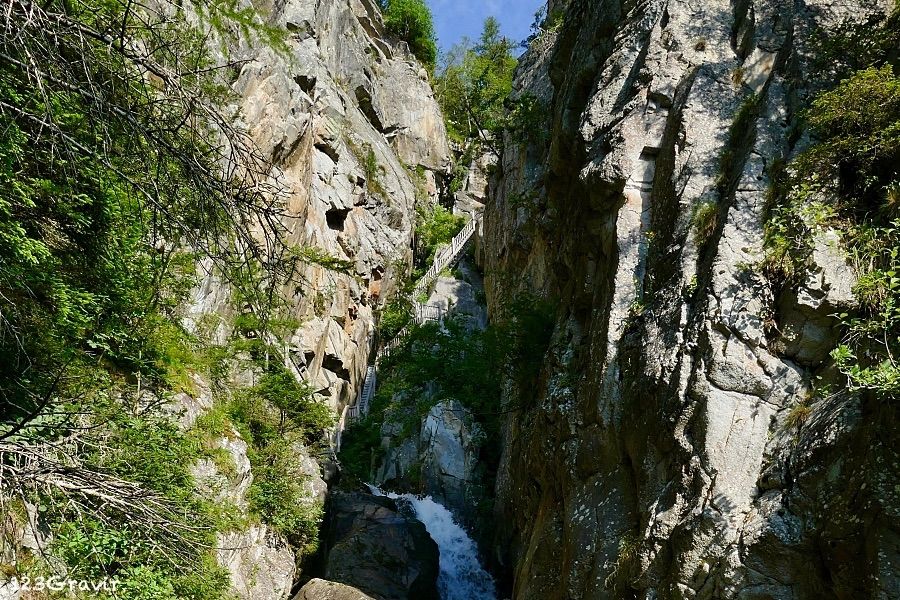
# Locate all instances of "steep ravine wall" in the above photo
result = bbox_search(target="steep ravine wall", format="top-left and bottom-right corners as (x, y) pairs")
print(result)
(484, 1), (899, 599)
(187, 0), (449, 412)
(178, 0), (450, 597)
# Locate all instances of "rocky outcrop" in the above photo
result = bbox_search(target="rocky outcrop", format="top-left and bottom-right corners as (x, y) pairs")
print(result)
(294, 578), (378, 600)
(426, 266), (488, 331)
(188, 414), (320, 599)
(375, 399), (484, 521)
(321, 493), (440, 600)
(183, 0), (450, 416)
(175, 1), (449, 596)
(484, 1), (899, 599)
(217, 526), (297, 600)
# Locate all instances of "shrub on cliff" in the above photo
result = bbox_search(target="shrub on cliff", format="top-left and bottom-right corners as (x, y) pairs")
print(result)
(379, 0), (438, 70)
(798, 65), (900, 209)
(435, 17), (516, 149)
(764, 64), (900, 396)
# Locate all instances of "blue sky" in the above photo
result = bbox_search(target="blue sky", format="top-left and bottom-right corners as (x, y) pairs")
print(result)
(427, 0), (546, 53)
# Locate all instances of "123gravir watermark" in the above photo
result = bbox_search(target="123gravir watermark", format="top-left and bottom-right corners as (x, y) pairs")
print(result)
(2, 575), (119, 593)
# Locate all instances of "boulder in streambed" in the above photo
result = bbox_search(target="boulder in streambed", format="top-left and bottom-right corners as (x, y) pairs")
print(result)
(293, 578), (377, 600)
(321, 492), (439, 600)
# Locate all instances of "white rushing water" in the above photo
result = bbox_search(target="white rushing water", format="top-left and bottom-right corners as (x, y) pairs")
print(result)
(371, 488), (497, 600)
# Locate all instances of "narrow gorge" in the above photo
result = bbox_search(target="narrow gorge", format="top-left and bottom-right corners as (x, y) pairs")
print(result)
(1, 0), (898, 599)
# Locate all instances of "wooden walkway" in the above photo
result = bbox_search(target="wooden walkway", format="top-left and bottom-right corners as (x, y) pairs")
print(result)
(334, 213), (481, 450)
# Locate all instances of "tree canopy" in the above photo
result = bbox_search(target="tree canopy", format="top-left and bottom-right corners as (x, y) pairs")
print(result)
(379, 0), (438, 70)
(434, 17), (517, 148)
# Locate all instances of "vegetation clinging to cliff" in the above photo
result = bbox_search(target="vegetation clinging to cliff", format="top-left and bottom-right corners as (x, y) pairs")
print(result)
(378, 0), (438, 69)
(764, 60), (900, 394)
(0, 0), (332, 594)
(342, 292), (555, 487)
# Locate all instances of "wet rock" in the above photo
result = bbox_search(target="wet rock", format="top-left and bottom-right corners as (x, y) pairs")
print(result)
(323, 492), (439, 600)
(374, 398), (484, 524)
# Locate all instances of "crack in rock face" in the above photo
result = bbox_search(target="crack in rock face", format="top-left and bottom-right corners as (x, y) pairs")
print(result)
(482, 1), (900, 599)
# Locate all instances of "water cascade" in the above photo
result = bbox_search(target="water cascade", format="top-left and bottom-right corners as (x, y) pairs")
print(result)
(372, 488), (496, 600)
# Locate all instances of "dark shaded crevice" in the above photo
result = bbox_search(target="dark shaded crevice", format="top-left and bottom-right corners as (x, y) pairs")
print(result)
(326, 207), (351, 231)
(644, 66), (699, 295)
(322, 355), (351, 382)
(355, 84), (384, 132)
(732, 0), (756, 59)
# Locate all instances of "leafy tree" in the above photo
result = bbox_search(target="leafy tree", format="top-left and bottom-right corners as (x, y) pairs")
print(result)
(379, 0), (438, 70)
(414, 203), (466, 273)
(0, 0), (305, 593)
(434, 17), (517, 152)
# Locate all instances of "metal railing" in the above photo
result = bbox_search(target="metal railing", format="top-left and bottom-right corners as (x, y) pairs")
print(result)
(344, 213), (482, 427)
(412, 217), (478, 300)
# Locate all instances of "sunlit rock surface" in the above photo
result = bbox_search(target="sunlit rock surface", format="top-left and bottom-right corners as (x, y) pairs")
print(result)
(483, 0), (900, 598)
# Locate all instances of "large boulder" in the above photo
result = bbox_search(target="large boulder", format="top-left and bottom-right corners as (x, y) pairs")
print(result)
(293, 578), (377, 600)
(322, 493), (439, 600)
(374, 399), (484, 525)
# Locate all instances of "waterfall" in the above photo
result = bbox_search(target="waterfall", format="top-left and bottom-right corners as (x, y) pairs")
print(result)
(371, 488), (497, 600)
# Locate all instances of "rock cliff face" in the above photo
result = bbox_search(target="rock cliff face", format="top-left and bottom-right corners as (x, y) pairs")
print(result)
(178, 0), (450, 597)
(185, 0), (449, 412)
(484, 0), (899, 598)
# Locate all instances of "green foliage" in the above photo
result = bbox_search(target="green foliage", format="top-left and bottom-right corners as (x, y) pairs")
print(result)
(505, 94), (550, 148)
(210, 363), (330, 552)
(448, 144), (476, 195)
(52, 520), (230, 600)
(762, 60), (900, 396)
(43, 403), (233, 599)
(507, 190), (540, 211)
(0, 1), (313, 592)
(379, 0), (438, 69)
(435, 18), (517, 147)
(414, 203), (466, 274)
(337, 412), (385, 486)
(378, 296), (414, 339)
(248, 441), (324, 554)
(762, 178), (838, 284)
(784, 401), (813, 430)
(806, 6), (900, 79)
(691, 200), (719, 246)
(342, 292), (554, 486)
(1, 0), (291, 429)
(604, 531), (639, 591)
(255, 369), (334, 443)
(829, 221), (900, 393)
(346, 138), (387, 198)
(797, 66), (900, 208)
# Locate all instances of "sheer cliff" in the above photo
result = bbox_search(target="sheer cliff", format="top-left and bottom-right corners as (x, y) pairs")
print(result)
(484, 0), (899, 598)
(180, 0), (452, 595)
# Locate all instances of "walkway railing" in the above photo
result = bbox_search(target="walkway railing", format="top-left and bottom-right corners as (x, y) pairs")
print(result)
(345, 213), (482, 426)
(412, 217), (478, 300)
